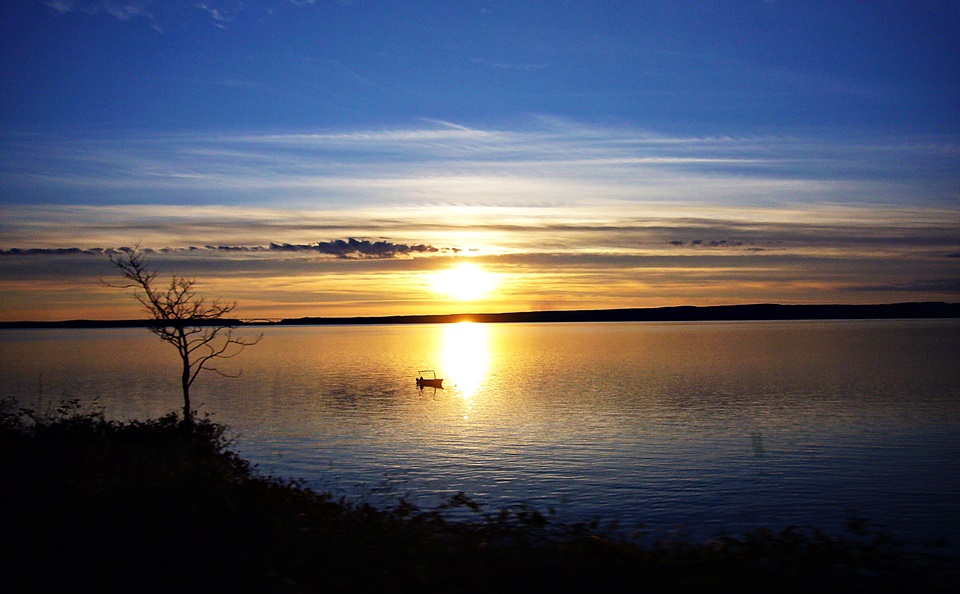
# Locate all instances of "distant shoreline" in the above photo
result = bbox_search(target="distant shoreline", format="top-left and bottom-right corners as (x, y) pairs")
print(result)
(2, 301), (958, 329)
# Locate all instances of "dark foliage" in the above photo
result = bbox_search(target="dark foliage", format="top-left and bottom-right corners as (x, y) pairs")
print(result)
(1, 398), (956, 593)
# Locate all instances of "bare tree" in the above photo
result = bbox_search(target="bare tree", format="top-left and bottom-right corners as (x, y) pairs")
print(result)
(109, 245), (261, 423)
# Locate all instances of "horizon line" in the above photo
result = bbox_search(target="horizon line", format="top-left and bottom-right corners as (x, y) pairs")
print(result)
(2, 301), (958, 329)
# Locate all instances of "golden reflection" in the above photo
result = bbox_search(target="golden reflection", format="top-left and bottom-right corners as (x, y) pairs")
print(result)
(441, 322), (490, 400)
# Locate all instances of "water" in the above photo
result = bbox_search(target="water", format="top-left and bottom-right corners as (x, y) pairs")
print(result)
(2, 319), (959, 547)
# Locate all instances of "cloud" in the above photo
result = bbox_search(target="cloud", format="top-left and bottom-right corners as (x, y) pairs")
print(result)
(5, 121), (958, 213)
(268, 238), (445, 258)
(2, 216), (958, 321)
(0, 247), (106, 256)
(469, 57), (553, 72)
(3, 201), (958, 263)
(37, 0), (336, 29)
(2, 119), (958, 319)
(40, 0), (158, 24)
(850, 279), (960, 294)
(37, 0), (253, 30)
(196, 3), (232, 29)
(0, 238), (448, 260)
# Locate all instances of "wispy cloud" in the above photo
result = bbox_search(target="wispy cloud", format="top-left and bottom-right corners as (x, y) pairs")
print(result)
(3, 120), (958, 320)
(40, 0), (165, 31)
(4, 120), (957, 211)
(41, 0), (154, 20)
(36, 0), (305, 30)
(469, 57), (553, 72)
(4, 201), (957, 256)
(195, 3), (232, 29)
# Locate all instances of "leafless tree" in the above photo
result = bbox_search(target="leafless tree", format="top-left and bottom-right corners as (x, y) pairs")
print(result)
(109, 245), (261, 423)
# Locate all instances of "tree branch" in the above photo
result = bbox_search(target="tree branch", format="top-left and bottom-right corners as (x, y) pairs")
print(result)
(109, 245), (261, 422)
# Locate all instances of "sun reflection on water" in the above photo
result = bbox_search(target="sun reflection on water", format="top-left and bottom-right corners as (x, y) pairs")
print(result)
(441, 322), (490, 400)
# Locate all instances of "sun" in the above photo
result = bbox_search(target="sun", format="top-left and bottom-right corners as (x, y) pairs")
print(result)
(430, 263), (498, 301)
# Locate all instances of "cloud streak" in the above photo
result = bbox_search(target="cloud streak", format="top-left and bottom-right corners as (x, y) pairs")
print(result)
(2, 120), (958, 321)
(4, 201), (958, 257)
(3, 120), (957, 212)
(36, 0), (320, 30)
(0, 238), (451, 259)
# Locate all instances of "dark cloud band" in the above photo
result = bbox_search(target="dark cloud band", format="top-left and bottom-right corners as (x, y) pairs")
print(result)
(0, 238), (449, 259)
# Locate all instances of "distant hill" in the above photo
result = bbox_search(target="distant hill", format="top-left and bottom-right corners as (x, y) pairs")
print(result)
(4, 302), (957, 329)
(278, 302), (960, 326)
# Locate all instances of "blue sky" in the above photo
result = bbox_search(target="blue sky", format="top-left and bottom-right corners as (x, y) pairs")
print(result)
(1, 1), (958, 320)
(4, 1), (958, 133)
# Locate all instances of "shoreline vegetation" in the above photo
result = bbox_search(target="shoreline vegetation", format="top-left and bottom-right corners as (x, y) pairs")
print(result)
(2, 301), (959, 329)
(2, 399), (958, 592)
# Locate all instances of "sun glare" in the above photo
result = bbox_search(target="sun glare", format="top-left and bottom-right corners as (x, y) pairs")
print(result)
(430, 263), (497, 301)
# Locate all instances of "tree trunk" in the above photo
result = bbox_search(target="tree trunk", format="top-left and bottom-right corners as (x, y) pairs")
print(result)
(181, 374), (192, 424)
(181, 341), (192, 424)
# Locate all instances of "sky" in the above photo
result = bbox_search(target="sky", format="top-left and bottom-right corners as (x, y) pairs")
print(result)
(1, 0), (958, 321)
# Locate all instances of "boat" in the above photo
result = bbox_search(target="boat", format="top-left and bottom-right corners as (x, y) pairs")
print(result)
(416, 369), (443, 389)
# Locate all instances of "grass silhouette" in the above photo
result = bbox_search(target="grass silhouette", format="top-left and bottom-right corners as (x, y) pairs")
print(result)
(2, 397), (956, 593)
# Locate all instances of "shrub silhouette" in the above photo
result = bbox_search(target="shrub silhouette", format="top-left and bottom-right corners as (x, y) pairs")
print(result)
(1, 398), (956, 593)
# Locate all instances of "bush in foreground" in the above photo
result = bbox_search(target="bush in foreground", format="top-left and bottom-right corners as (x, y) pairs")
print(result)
(1, 398), (956, 593)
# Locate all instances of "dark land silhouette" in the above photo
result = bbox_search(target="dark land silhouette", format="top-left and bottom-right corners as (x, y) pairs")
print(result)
(3, 301), (958, 329)
(3, 399), (958, 593)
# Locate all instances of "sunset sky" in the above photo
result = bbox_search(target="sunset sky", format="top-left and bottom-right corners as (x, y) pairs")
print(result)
(1, 1), (958, 321)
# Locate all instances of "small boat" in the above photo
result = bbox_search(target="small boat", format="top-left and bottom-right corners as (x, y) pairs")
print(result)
(416, 369), (443, 389)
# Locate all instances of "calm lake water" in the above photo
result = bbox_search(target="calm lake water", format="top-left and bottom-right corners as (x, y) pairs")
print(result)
(3, 320), (959, 547)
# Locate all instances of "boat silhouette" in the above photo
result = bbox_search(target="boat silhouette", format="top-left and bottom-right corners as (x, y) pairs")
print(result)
(416, 369), (443, 389)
